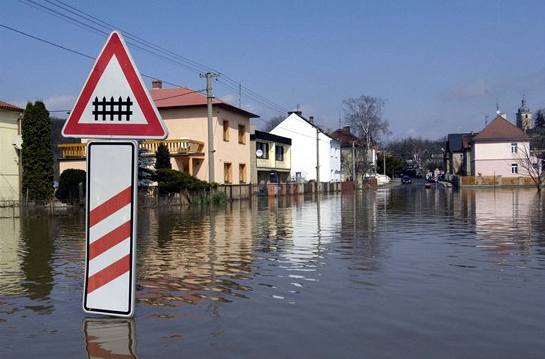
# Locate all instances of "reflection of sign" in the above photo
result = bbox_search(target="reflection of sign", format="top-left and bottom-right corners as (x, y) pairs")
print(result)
(256, 149), (263, 158)
(83, 319), (137, 359)
(62, 31), (167, 139)
(83, 141), (136, 317)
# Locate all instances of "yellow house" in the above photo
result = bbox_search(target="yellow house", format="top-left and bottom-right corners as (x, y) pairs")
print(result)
(250, 130), (291, 184)
(0, 101), (24, 201)
(151, 80), (258, 184)
(58, 81), (258, 185)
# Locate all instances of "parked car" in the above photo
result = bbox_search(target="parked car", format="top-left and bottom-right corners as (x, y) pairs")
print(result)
(401, 175), (412, 184)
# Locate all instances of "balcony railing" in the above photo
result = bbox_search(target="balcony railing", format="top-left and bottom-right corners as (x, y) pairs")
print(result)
(58, 139), (205, 159)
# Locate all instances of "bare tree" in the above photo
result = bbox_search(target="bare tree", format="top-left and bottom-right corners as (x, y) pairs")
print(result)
(343, 95), (390, 148)
(264, 115), (285, 132)
(515, 145), (545, 191)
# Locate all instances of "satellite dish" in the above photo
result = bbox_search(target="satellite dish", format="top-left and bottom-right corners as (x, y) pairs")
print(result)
(256, 149), (263, 158)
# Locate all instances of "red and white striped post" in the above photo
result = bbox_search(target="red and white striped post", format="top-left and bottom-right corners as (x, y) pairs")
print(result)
(83, 141), (137, 317)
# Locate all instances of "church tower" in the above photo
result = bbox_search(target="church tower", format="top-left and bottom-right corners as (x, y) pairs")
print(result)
(516, 97), (532, 132)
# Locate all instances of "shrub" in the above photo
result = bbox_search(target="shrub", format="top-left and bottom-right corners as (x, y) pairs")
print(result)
(56, 169), (86, 204)
(156, 168), (211, 196)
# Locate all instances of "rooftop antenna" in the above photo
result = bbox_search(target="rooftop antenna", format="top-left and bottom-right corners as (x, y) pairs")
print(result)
(496, 99), (500, 115)
(296, 104), (300, 111)
(485, 114), (489, 126)
(338, 110), (342, 129)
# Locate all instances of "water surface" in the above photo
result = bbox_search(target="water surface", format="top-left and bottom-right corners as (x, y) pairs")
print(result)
(1, 186), (544, 358)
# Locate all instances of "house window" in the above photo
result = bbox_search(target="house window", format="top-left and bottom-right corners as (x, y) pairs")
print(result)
(238, 124), (246, 144)
(239, 163), (246, 183)
(511, 163), (518, 174)
(224, 162), (232, 183)
(256, 142), (269, 159)
(511, 143), (517, 153)
(223, 120), (229, 141)
(275, 145), (284, 161)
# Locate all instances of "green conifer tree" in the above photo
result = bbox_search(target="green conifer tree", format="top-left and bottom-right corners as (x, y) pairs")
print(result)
(21, 101), (54, 201)
(155, 143), (172, 170)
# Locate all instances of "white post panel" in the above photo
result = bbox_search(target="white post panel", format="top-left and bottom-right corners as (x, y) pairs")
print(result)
(83, 141), (137, 317)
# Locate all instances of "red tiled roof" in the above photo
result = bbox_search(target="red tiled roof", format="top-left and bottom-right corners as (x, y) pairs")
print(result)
(473, 115), (529, 143)
(151, 87), (259, 118)
(329, 127), (361, 147)
(0, 100), (23, 112)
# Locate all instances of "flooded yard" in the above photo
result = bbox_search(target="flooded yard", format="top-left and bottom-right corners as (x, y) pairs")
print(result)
(1, 186), (544, 358)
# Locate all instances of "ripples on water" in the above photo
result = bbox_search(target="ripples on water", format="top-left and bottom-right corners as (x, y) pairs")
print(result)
(0, 187), (544, 358)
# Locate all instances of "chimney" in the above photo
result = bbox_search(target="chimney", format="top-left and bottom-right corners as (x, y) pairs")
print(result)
(288, 110), (303, 117)
(308, 116), (314, 124)
(343, 126), (351, 133)
(152, 79), (162, 89)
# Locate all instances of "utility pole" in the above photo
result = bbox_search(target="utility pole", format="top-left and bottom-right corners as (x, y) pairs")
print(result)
(316, 127), (320, 192)
(383, 150), (386, 176)
(352, 141), (356, 181)
(200, 72), (219, 183)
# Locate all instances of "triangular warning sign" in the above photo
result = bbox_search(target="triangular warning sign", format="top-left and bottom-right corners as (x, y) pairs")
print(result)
(63, 31), (168, 139)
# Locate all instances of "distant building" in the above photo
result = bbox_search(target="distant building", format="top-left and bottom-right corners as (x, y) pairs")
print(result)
(329, 126), (375, 181)
(58, 80), (259, 185)
(444, 133), (473, 176)
(0, 101), (24, 201)
(445, 115), (532, 178)
(270, 111), (341, 182)
(472, 115), (530, 177)
(516, 97), (532, 132)
(250, 130), (291, 184)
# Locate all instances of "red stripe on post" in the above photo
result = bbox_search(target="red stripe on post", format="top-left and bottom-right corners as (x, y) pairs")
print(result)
(89, 186), (132, 227)
(89, 221), (131, 260)
(87, 255), (131, 294)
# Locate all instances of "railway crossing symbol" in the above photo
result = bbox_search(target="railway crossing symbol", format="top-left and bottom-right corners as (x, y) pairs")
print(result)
(62, 31), (168, 139)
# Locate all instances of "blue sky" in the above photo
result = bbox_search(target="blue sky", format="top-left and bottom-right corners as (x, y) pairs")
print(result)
(1, 0), (544, 140)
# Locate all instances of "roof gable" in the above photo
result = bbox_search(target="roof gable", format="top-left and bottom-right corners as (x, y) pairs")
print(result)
(473, 115), (529, 143)
(273, 113), (336, 140)
(0, 100), (23, 112)
(151, 87), (259, 118)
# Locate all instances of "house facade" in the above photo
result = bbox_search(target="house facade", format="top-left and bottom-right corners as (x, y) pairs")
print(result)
(444, 115), (533, 179)
(270, 111), (341, 182)
(58, 80), (258, 185)
(0, 101), (24, 201)
(471, 116), (530, 177)
(250, 130), (291, 184)
(329, 126), (376, 182)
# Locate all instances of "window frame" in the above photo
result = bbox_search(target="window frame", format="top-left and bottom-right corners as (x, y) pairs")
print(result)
(238, 124), (246, 144)
(511, 143), (518, 154)
(256, 142), (269, 159)
(275, 145), (284, 161)
(239, 163), (246, 183)
(224, 162), (232, 183)
(223, 120), (230, 142)
(511, 163), (518, 174)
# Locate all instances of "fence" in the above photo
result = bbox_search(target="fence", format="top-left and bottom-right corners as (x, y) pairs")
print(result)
(453, 175), (535, 187)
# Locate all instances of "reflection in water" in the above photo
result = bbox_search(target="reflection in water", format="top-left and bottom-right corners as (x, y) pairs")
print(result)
(0, 217), (23, 296)
(20, 210), (55, 313)
(83, 319), (138, 359)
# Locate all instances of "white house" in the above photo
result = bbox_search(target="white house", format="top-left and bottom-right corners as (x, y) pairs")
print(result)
(471, 115), (531, 177)
(0, 101), (24, 201)
(270, 111), (341, 182)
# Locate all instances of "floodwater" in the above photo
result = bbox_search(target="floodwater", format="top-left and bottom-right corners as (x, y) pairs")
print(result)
(1, 185), (544, 358)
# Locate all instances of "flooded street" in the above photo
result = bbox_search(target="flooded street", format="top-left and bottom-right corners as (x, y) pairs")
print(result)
(1, 186), (544, 358)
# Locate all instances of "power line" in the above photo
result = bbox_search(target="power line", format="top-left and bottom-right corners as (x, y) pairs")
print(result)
(21, 0), (290, 114)
(2, 22), (323, 139)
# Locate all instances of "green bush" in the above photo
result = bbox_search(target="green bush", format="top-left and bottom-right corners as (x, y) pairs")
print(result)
(56, 169), (86, 204)
(156, 168), (211, 196)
